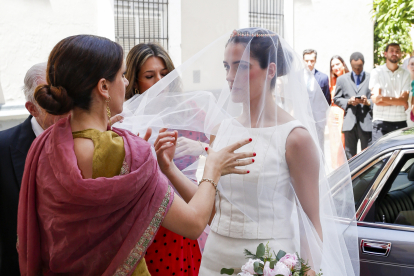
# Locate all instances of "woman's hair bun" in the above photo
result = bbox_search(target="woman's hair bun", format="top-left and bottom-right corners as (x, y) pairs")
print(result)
(34, 84), (73, 115)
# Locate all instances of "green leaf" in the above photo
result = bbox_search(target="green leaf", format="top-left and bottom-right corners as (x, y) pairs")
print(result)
(253, 261), (261, 272)
(256, 243), (265, 258)
(220, 268), (234, 275)
(269, 260), (277, 269)
(276, 250), (286, 261)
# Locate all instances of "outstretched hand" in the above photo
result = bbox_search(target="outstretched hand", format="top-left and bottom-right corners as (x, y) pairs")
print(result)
(154, 128), (178, 174)
(203, 138), (255, 180)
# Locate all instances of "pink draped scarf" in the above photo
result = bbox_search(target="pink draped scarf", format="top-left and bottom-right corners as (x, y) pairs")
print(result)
(17, 117), (174, 275)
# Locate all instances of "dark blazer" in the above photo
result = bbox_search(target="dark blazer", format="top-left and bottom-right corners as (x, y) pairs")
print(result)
(0, 116), (36, 276)
(314, 69), (331, 105)
(334, 72), (373, 132)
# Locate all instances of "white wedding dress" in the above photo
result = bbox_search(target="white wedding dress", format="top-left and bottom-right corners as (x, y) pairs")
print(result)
(199, 119), (304, 275)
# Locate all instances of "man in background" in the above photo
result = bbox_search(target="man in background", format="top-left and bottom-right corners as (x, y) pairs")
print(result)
(334, 52), (372, 159)
(0, 63), (67, 275)
(303, 49), (331, 105)
(370, 43), (411, 142)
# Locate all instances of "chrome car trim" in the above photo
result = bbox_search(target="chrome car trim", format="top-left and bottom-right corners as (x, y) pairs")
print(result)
(356, 150), (400, 220)
(358, 149), (414, 222)
(360, 239), (391, 257)
(350, 145), (414, 176)
(358, 221), (414, 232)
(351, 152), (392, 181)
(360, 259), (414, 269)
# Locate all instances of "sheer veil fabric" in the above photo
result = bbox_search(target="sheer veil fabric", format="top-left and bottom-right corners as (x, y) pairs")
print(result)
(115, 28), (359, 275)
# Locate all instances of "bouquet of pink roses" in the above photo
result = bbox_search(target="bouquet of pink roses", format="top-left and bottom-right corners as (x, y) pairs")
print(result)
(220, 243), (322, 276)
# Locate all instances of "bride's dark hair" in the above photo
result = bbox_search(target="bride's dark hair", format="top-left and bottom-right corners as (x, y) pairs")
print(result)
(226, 28), (290, 88)
(35, 35), (123, 115)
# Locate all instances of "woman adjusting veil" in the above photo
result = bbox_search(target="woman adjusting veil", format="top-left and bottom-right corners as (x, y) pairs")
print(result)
(116, 28), (359, 276)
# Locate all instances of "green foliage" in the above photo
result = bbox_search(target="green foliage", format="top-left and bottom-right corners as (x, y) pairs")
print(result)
(220, 268), (235, 275)
(276, 250), (286, 261)
(372, 0), (414, 65)
(256, 243), (266, 258)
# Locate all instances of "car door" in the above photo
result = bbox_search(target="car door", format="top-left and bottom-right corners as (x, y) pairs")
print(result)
(354, 149), (414, 275)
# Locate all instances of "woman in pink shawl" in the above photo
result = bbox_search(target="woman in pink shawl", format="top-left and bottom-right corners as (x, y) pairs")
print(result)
(17, 35), (254, 276)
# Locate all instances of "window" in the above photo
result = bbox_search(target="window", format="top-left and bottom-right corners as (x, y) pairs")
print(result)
(249, 0), (284, 37)
(374, 154), (414, 226)
(353, 158), (387, 207)
(114, 0), (168, 57)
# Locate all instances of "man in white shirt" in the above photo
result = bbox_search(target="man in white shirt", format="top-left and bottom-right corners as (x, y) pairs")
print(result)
(369, 43), (412, 143)
(0, 62), (68, 275)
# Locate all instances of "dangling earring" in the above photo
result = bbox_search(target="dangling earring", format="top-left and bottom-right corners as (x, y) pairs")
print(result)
(135, 88), (139, 94)
(106, 96), (111, 121)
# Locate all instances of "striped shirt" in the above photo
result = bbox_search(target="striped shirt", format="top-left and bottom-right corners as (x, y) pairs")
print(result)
(369, 64), (411, 122)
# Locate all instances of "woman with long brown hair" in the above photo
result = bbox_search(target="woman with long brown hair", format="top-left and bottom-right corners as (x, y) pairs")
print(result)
(17, 35), (254, 276)
(328, 55), (349, 169)
(124, 42), (209, 275)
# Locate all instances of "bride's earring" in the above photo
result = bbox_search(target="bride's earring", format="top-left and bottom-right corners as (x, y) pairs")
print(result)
(135, 88), (139, 94)
(106, 96), (111, 121)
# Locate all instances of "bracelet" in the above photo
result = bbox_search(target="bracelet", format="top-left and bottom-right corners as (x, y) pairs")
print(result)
(199, 178), (217, 190)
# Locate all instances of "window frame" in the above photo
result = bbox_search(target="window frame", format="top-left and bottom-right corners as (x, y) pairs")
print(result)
(114, 0), (169, 56)
(249, 0), (284, 37)
(356, 148), (414, 232)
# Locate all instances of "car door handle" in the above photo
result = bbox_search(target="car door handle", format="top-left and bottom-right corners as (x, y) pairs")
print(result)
(360, 239), (392, 257)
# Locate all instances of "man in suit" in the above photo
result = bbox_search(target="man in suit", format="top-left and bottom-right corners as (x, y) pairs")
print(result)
(303, 49), (331, 105)
(334, 52), (372, 159)
(0, 63), (68, 275)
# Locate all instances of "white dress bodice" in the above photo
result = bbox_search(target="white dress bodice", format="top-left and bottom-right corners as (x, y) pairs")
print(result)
(210, 119), (304, 239)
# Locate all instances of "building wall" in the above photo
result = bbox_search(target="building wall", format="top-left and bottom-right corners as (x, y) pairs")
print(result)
(0, 0), (115, 130)
(292, 0), (374, 76)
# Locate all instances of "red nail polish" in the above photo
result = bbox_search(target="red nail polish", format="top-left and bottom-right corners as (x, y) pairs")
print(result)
(252, 159), (255, 162)
(249, 138), (252, 142)
(247, 170), (250, 173)
(253, 152), (256, 156)
(205, 147), (208, 151)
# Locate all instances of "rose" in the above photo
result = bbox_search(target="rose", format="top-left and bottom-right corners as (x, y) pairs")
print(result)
(241, 259), (264, 274)
(237, 272), (254, 276)
(279, 253), (298, 270)
(273, 262), (291, 276)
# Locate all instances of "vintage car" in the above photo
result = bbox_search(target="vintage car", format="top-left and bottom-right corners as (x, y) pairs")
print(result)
(347, 127), (414, 275)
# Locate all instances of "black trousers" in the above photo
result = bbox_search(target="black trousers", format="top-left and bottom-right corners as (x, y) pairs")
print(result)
(344, 124), (372, 160)
(372, 120), (407, 143)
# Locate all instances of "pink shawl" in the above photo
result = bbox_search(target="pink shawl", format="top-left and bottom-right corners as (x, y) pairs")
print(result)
(17, 117), (174, 275)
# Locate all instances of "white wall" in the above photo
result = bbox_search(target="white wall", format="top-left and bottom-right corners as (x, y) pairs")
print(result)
(181, 0), (247, 63)
(0, 0), (115, 129)
(168, 0), (182, 66)
(292, 0), (374, 76)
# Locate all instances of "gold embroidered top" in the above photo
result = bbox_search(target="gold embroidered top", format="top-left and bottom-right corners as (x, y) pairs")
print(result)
(72, 129), (150, 276)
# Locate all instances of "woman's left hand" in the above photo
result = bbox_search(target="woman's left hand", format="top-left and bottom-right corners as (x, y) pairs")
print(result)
(154, 128), (178, 174)
(175, 137), (207, 158)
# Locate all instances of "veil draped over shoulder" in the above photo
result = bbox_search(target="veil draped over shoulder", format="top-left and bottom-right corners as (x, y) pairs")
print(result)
(114, 28), (359, 276)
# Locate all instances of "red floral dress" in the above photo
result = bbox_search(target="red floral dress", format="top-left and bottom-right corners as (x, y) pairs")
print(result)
(145, 130), (208, 275)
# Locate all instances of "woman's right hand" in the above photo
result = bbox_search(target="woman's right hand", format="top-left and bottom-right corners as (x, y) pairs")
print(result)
(203, 138), (255, 180)
(154, 128), (178, 175)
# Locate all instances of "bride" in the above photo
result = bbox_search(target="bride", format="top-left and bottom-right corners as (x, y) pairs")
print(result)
(117, 28), (359, 276)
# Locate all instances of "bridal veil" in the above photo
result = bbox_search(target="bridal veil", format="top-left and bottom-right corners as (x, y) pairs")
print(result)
(115, 28), (359, 276)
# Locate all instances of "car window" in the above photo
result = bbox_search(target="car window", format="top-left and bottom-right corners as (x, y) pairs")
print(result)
(353, 159), (387, 207)
(375, 155), (414, 226)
